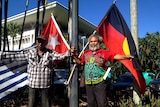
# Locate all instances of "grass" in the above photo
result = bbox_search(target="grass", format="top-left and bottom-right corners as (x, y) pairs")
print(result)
(118, 94), (160, 107)
(1, 87), (160, 107)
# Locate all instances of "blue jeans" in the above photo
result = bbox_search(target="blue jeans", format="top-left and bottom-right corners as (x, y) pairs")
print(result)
(28, 87), (49, 107)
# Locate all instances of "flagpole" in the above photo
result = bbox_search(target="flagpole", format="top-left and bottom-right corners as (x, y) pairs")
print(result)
(35, 0), (40, 42)
(3, 0), (9, 51)
(66, 41), (89, 85)
(0, 0), (2, 51)
(67, 30), (96, 84)
(68, 0), (78, 107)
(19, 0), (29, 49)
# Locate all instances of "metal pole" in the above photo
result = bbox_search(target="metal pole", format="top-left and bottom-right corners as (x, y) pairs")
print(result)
(0, 0), (2, 51)
(67, 41), (89, 85)
(81, 36), (86, 49)
(3, 0), (9, 51)
(19, 0), (29, 49)
(68, 0), (78, 107)
(130, 0), (141, 105)
(35, 0), (41, 42)
(130, 0), (139, 54)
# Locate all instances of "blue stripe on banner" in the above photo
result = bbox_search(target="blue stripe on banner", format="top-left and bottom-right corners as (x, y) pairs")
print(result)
(0, 85), (28, 102)
(0, 94), (12, 102)
(0, 71), (24, 84)
(0, 76), (28, 93)
(0, 62), (27, 75)
(0, 45), (36, 102)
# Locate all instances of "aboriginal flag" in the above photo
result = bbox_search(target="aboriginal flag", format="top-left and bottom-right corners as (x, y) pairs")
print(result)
(96, 4), (146, 95)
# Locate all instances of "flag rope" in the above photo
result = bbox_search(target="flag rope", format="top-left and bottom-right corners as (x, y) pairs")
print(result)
(66, 41), (89, 85)
(19, 0), (29, 49)
(66, 30), (96, 85)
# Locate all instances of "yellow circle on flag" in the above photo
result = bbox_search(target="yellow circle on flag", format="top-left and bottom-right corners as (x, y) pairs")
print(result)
(123, 38), (130, 55)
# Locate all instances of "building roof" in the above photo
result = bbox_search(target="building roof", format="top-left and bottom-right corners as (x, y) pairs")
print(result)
(3, 1), (96, 36)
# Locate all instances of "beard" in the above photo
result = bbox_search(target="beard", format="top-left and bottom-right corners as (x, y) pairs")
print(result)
(89, 44), (100, 51)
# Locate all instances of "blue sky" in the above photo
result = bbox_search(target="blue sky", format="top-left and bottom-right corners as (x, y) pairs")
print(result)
(3, 0), (160, 38)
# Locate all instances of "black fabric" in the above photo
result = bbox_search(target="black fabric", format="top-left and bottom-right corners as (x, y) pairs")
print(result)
(85, 81), (109, 107)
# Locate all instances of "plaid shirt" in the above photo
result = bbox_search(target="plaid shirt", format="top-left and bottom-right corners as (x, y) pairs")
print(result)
(2, 45), (69, 88)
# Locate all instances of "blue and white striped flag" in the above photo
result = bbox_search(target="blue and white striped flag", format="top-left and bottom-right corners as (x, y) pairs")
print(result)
(0, 44), (69, 102)
(0, 59), (28, 102)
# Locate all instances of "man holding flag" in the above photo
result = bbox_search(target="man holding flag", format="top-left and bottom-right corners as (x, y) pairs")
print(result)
(71, 34), (134, 107)
(1, 14), (70, 107)
(96, 3), (146, 104)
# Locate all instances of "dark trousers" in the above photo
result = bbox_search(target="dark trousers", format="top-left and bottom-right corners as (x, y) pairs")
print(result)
(28, 87), (49, 107)
(85, 81), (108, 107)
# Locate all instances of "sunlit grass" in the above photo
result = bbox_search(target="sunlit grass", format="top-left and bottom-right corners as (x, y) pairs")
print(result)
(118, 94), (160, 107)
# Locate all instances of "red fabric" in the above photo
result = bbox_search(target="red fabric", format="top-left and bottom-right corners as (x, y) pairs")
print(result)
(80, 49), (116, 65)
(96, 4), (146, 95)
(41, 15), (69, 54)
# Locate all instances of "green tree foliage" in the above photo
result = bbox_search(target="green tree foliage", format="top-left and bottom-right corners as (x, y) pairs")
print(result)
(139, 32), (160, 74)
(101, 32), (160, 80)
(7, 22), (21, 50)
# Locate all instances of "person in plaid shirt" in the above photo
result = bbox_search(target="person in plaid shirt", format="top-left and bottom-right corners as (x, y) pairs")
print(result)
(1, 35), (69, 107)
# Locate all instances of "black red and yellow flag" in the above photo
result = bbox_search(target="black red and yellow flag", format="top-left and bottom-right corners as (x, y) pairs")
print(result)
(96, 4), (146, 95)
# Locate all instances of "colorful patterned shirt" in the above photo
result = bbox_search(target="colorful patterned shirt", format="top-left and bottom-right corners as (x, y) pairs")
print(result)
(2, 45), (69, 88)
(81, 48), (115, 84)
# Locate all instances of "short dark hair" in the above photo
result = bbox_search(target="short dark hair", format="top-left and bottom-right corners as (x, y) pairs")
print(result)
(37, 35), (46, 41)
